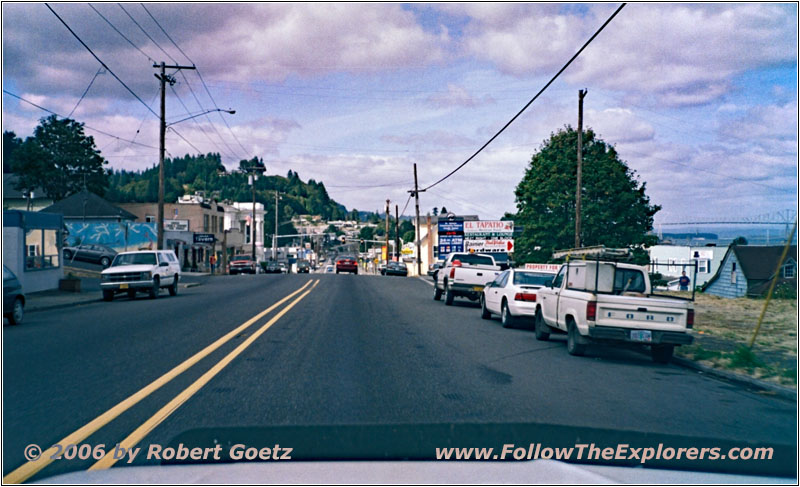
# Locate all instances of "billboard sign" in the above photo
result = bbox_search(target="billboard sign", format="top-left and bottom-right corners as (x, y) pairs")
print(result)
(438, 220), (464, 235)
(164, 219), (189, 232)
(464, 220), (514, 237)
(439, 235), (464, 254)
(465, 238), (514, 252)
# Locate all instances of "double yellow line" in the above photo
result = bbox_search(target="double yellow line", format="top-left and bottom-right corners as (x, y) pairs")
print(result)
(4, 279), (319, 484)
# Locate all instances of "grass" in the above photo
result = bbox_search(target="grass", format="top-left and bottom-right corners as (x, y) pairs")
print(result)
(669, 292), (798, 388)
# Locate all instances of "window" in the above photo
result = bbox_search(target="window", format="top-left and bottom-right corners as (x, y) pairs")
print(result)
(614, 269), (646, 294)
(203, 214), (210, 232)
(697, 259), (710, 273)
(25, 228), (59, 270)
(552, 267), (566, 288)
(668, 259), (677, 273)
(212, 215), (218, 233)
(145, 215), (156, 223)
(112, 253), (156, 266)
(731, 261), (737, 284)
(514, 271), (554, 286)
(783, 261), (796, 279)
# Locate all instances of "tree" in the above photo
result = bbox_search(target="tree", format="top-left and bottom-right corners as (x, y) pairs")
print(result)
(402, 230), (416, 243)
(3, 131), (22, 173)
(732, 236), (748, 246)
(432, 207), (439, 216)
(440, 206), (448, 215)
(10, 139), (49, 208)
(17, 115), (109, 200)
(349, 209), (360, 221)
(359, 226), (376, 240)
(513, 126), (660, 263)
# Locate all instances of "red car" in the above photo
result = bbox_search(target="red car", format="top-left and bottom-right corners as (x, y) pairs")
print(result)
(229, 255), (258, 275)
(335, 256), (358, 274)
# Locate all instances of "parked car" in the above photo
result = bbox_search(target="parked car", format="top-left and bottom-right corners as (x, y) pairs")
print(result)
(100, 250), (181, 301)
(3, 265), (25, 325)
(63, 244), (117, 268)
(434, 252), (501, 305)
(384, 261), (408, 277)
(279, 263), (289, 274)
(481, 268), (556, 328)
(336, 256), (358, 274)
(490, 252), (513, 271)
(297, 261), (311, 273)
(427, 260), (444, 281)
(263, 262), (281, 274)
(535, 257), (694, 363)
(229, 255), (258, 275)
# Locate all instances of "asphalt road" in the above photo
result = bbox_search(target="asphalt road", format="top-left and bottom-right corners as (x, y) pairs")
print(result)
(3, 273), (796, 481)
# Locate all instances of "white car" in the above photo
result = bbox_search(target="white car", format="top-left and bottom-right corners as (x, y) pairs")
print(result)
(480, 268), (556, 328)
(100, 250), (181, 301)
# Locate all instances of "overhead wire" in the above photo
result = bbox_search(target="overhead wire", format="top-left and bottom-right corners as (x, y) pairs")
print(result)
(88, 3), (155, 63)
(67, 67), (104, 118)
(419, 3), (626, 192)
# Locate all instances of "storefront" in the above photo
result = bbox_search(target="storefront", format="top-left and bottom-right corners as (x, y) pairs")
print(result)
(2, 210), (64, 293)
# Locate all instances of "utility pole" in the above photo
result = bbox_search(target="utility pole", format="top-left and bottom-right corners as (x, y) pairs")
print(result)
(385, 199), (390, 265)
(250, 175), (257, 262)
(273, 191), (280, 261)
(155, 61), (195, 250)
(575, 88), (587, 249)
(411, 163), (423, 277)
(395, 204), (400, 262)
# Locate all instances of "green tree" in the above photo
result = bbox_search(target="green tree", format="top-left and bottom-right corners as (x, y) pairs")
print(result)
(3, 131), (22, 173)
(513, 126), (660, 263)
(20, 115), (109, 200)
(402, 229), (416, 243)
(359, 226), (376, 240)
(732, 236), (748, 246)
(10, 139), (49, 206)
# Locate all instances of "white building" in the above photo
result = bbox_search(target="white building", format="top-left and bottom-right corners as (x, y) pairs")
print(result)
(223, 202), (266, 260)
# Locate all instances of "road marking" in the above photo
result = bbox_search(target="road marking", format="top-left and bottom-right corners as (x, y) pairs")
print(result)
(2, 280), (313, 484)
(418, 277), (434, 286)
(90, 279), (320, 470)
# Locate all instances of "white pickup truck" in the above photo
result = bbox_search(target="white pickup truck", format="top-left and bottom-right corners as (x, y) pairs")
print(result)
(533, 260), (694, 363)
(434, 252), (501, 306)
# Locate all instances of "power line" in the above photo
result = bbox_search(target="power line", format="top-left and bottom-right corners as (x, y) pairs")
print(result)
(419, 3), (626, 192)
(169, 83), (238, 160)
(45, 3), (158, 119)
(167, 126), (203, 154)
(67, 67), (104, 118)
(139, 4), (191, 61)
(117, 3), (177, 63)
(88, 3), (154, 63)
(3, 89), (159, 150)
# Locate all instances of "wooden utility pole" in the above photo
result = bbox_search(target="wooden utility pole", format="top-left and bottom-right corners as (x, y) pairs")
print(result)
(155, 62), (195, 250)
(411, 163), (423, 277)
(385, 199), (390, 265)
(575, 89), (587, 248)
(395, 204), (400, 263)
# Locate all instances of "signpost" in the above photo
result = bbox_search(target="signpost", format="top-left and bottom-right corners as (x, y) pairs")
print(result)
(193, 233), (215, 244)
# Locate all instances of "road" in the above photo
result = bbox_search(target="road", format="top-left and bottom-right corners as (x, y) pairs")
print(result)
(3, 273), (796, 481)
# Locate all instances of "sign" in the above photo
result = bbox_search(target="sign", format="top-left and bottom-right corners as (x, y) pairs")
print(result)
(164, 219), (189, 232)
(381, 245), (388, 261)
(193, 233), (215, 244)
(465, 238), (514, 252)
(524, 263), (561, 273)
(464, 220), (514, 237)
(401, 248), (413, 255)
(438, 221), (464, 235)
(692, 250), (713, 259)
(438, 235), (464, 255)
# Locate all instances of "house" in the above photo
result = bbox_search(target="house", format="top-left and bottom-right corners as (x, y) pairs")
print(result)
(702, 245), (797, 298)
(3, 210), (64, 292)
(2, 174), (53, 211)
(40, 189), (138, 223)
(648, 244), (728, 287)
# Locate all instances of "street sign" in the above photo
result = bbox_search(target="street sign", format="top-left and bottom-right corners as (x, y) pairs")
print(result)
(464, 220), (513, 237)
(193, 233), (215, 244)
(524, 263), (561, 273)
(465, 238), (514, 252)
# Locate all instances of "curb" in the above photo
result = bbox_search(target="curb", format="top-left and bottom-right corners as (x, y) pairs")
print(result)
(673, 356), (797, 400)
(27, 297), (100, 313)
(183, 282), (202, 288)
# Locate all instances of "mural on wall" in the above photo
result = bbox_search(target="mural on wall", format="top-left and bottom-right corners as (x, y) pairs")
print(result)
(65, 222), (157, 251)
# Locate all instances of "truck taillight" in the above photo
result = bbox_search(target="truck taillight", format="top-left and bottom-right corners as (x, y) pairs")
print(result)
(449, 267), (456, 279)
(586, 301), (597, 321)
(452, 260), (462, 267)
(514, 292), (537, 302)
(687, 309), (694, 329)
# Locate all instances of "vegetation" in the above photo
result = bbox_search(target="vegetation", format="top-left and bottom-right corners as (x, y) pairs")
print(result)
(510, 126), (660, 263)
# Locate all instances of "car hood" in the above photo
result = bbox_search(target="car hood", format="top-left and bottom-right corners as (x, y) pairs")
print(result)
(102, 265), (155, 274)
(230, 260), (255, 265)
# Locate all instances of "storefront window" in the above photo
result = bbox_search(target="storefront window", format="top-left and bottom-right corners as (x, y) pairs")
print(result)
(25, 228), (60, 270)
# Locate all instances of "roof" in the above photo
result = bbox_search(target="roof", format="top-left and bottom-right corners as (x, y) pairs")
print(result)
(702, 244), (797, 290)
(2, 174), (48, 199)
(40, 189), (137, 220)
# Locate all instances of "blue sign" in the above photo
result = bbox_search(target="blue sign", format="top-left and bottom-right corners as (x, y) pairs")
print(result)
(193, 233), (216, 244)
(438, 221), (464, 235)
(438, 235), (464, 255)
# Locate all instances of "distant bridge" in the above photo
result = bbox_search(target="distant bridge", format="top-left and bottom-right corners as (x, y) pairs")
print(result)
(658, 209), (796, 226)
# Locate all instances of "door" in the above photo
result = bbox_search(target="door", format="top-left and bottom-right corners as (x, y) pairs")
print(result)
(486, 271), (509, 313)
(541, 266), (566, 326)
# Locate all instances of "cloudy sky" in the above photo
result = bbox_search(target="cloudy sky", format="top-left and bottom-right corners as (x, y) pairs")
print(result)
(2, 3), (797, 224)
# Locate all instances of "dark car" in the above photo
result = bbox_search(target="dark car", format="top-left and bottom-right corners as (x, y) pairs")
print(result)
(335, 256), (358, 274)
(297, 261), (311, 273)
(63, 244), (117, 268)
(263, 262), (281, 274)
(384, 261), (408, 277)
(491, 252), (513, 270)
(3, 265), (25, 325)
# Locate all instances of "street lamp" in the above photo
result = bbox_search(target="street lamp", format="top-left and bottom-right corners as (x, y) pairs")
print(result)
(157, 107), (236, 250)
(243, 160), (266, 262)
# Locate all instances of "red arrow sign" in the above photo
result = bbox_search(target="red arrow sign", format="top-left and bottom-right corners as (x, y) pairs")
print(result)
(507, 240), (514, 251)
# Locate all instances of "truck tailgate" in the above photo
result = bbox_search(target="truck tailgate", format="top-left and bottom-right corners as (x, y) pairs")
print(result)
(595, 295), (690, 331)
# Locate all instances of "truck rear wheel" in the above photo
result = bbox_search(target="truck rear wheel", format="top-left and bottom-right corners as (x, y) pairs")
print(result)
(534, 308), (550, 341)
(567, 320), (587, 356)
(444, 283), (454, 306)
(433, 285), (442, 301)
(651, 345), (675, 364)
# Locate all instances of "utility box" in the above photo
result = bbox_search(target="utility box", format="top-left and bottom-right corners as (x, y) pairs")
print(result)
(566, 261), (615, 293)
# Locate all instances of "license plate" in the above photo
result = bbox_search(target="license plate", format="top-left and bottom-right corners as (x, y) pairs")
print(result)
(630, 330), (652, 342)
(472, 286), (484, 292)
(120, 283), (129, 289)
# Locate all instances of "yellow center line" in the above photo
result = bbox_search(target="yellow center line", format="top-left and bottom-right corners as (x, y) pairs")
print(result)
(3, 280), (314, 484)
(90, 279), (320, 470)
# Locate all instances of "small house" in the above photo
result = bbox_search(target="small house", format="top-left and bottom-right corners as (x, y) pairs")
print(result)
(702, 245), (797, 298)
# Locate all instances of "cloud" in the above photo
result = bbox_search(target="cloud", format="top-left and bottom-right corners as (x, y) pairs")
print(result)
(381, 130), (476, 149)
(587, 108), (655, 144)
(425, 83), (495, 108)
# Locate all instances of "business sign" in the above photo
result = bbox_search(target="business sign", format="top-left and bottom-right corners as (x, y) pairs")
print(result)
(439, 235), (464, 254)
(438, 220), (464, 235)
(164, 219), (189, 232)
(464, 220), (514, 237)
(193, 233), (216, 244)
(524, 263), (561, 273)
(465, 238), (514, 252)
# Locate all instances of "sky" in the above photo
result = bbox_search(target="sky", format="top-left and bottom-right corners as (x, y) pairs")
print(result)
(2, 2), (798, 225)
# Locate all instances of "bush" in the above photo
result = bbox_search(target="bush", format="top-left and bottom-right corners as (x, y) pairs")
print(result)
(728, 346), (765, 372)
(771, 281), (797, 299)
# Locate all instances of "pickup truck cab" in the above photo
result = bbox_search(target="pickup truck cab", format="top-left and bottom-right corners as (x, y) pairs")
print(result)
(100, 250), (181, 301)
(434, 252), (501, 305)
(534, 260), (694, 363)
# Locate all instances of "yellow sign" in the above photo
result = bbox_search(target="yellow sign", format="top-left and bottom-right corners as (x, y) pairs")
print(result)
(381, 245), (388, 261)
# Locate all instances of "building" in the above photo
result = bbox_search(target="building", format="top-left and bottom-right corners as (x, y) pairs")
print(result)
(2, 174), (53, 211)
(40, 189), (137, 223)
(648, 244), (728, 287)
(223, 202), (265, 260)
(702, 245), (797, 298)
(3, 210), (64, 292)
